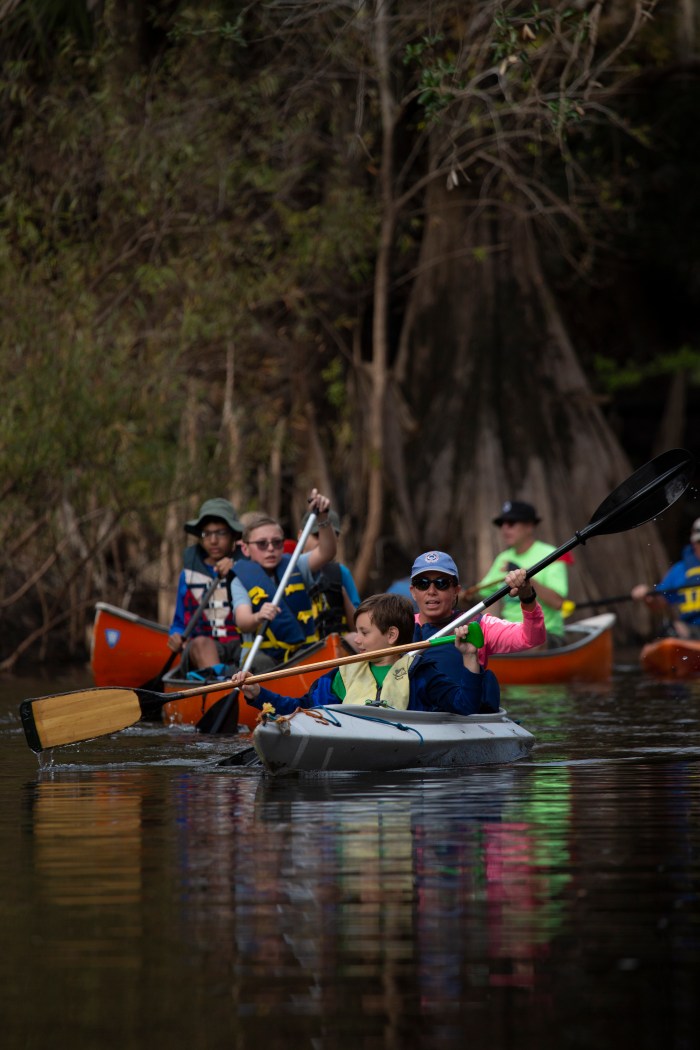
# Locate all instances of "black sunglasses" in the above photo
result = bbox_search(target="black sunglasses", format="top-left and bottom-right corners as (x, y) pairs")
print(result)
(411, 575), (456, 592)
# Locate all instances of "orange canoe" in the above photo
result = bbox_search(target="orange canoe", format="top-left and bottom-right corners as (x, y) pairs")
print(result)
(160, 633), (356, 731)
(489, 613), (615, 684)
(91, 603), (176, 687)
(90, 603), (356, 731)
(640, 637), (700, 679)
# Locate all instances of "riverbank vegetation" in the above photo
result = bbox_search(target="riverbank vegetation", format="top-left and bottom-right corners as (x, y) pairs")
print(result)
(1, 1), (699, 667)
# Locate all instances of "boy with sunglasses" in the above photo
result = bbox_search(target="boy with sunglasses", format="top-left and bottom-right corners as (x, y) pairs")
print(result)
(410, 551), (545, 682)
(230, 593), (500, 716)
(231, 489), (336, 668)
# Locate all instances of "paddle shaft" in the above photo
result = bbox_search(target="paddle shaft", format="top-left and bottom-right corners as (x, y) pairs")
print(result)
(566, 583), (691, 612)
(202, 510), (319, 733)
(165, 634), (459, 700)
(429, 538), (579, 641)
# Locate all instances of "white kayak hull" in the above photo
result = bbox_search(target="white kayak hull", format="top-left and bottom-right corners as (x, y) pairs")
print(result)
(252, 705), (534, 775)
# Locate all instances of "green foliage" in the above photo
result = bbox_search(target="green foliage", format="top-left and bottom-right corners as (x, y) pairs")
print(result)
(0, 311), (184, 512)
(403, 33), (464, 122)
(594, 347), (700, 393)
(167, 8), (247, 46)
(0, 0), (95, 62)
(322, 357), (349, 411)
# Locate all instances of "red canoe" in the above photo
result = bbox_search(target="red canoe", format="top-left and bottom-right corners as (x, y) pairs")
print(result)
(489, 613), (615, 684)
(640, 636), (700, 679)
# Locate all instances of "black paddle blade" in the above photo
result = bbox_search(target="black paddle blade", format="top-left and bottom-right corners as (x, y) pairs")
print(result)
(217, 746), (260, 767)
(132, 688), (172, 721)
(585, 448), (695, 538)
(195, 690), (240, 735)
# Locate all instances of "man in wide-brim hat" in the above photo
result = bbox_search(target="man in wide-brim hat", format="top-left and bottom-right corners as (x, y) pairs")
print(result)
(478, 499), (569, 647)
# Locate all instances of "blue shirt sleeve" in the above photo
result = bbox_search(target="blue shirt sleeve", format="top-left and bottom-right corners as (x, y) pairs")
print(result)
(340, 564), (361, 607)
(169, 572), (188, 635)
(244, 670), (340, 715)
(296, 552), (313, 589)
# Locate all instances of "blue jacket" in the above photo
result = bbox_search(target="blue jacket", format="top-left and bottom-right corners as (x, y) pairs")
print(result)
(248, 654), (500, 717)
(656, 545), (700, 626)
(412, 619), (482, 680)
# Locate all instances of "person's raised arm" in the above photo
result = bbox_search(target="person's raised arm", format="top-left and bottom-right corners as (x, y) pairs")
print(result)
(305, 488), (337, 572)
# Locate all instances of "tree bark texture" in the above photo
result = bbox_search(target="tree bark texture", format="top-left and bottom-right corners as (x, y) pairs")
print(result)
(393, 179), (670, 637)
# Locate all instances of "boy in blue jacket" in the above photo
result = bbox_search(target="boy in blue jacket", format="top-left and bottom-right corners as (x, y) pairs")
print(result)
(230, 593), (500, 716)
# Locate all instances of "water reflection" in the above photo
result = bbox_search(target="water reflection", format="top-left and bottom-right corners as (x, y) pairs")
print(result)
(156, 767), (577, 1037)
(6, 664), (700, 1048)
(29, 776), (143, 907)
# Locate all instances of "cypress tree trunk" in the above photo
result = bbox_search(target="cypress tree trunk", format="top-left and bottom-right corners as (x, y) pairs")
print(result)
(394, 180), (670, 637)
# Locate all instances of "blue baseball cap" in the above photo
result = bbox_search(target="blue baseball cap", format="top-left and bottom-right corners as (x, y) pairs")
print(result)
(410, 551), (459, 581)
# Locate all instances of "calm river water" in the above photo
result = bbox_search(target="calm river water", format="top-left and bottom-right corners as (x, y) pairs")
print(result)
(2, 657), (700, 1050)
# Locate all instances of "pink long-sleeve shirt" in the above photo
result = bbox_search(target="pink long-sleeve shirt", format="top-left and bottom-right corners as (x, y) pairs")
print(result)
(415, 603), (546, 668)
(477, 604), (546, 666)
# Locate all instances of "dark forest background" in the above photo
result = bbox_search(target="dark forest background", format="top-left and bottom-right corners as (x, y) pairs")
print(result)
(1, 0), (699, 670)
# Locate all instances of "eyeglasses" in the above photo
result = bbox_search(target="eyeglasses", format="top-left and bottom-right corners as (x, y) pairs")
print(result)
(248, 538), (285, 551)
(201, 529), (231, 541)
(411, 575), (456, 591)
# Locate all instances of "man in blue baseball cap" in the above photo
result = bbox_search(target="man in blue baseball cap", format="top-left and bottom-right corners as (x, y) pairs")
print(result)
(409, 549), (545, 685)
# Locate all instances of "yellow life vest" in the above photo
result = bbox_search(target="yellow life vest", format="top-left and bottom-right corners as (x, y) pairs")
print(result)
(338, 653), (416, 710)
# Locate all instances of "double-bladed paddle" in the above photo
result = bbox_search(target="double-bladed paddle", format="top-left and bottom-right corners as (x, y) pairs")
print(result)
(415, 447), (695, 643)
(19, 448), (695, 755)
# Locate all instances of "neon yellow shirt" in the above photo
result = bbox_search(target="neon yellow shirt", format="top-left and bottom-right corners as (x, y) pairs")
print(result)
(479, 539), (568, 638)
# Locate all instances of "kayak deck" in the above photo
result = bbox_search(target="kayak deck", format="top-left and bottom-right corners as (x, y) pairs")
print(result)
(252, 705), (534, 775)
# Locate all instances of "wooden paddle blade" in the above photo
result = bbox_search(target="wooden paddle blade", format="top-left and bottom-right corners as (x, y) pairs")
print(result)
(585, 448), (694, 537)
(20, 688), (143, 753)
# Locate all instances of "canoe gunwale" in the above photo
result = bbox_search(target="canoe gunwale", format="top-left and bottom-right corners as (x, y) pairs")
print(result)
(160, 634), (359, 690)
(94, 602), (169, 634)
(490, 613), (614, 663)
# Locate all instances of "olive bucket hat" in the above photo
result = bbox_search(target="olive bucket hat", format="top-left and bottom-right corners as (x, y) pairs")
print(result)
(185, 498), (244, 537)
